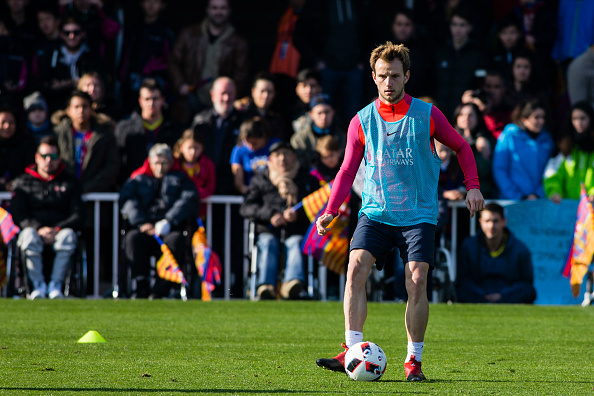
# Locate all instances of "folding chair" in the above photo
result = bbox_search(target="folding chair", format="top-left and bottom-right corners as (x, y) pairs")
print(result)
(248, 222), (323, 300)
(432, 232), (456, 303)
(247, 222), (287, 300)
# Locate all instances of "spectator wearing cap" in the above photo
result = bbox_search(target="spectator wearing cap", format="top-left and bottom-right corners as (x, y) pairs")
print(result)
(239, 140), (319, 300)
(290, 93), (346, 169)
(119, 143), (199, 298)
(23, 91), (53, 144)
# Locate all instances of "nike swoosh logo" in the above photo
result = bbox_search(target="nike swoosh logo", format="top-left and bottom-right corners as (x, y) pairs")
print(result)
(387, 131), (399, 136)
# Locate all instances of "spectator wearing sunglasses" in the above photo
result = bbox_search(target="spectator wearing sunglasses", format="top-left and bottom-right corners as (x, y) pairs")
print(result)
(36, 16), (104, 114)
(11, 135), (85, 299)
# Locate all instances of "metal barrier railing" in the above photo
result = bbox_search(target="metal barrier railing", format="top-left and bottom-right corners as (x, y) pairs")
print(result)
(3, 191), (343, 301)
(447, 199), (517, 282)
(1, 192), (246, 300)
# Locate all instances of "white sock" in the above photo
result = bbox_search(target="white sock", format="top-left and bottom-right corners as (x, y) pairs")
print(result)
(405, 341), (424, 362)
(345, 331), (363, 348)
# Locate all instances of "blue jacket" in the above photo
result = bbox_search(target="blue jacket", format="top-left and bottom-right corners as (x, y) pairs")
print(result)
(456, 229), (536, 304)
(492, 123), (554, 199)
(552, 0), (594, 62)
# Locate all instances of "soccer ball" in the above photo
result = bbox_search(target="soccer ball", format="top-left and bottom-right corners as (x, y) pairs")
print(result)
(344, 341), (387, 381)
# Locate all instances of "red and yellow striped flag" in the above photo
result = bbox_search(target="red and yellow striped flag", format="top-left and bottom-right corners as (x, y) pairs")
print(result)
(301, 182), (332, 222)
(562, 184), (594, 298)
(154, 235), (187, 285)
(0, 207), (19, 288)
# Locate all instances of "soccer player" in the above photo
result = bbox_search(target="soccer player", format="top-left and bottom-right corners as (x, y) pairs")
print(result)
(315, 42), (485, 381)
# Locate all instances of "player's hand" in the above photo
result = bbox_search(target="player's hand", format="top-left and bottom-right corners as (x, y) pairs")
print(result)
(550, 193), (562, 204)
(465, 188), (484, 218)
(316, 213), (334, 236)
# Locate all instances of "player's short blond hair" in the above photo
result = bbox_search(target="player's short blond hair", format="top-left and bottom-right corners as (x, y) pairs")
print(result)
(369, 41), (411, 74)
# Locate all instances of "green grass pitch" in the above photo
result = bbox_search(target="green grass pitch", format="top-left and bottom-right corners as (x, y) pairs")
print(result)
(1, 300), (593, 395)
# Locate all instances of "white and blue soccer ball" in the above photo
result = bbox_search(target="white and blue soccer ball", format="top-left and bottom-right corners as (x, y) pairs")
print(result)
(344, 341), (387, 381)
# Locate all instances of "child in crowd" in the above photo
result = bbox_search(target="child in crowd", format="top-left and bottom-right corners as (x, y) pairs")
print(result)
(310, 134), (342, 184)
(230, 117), (280, 195)
(78, 72), (117, 120)
(22, 91), (53, 143)
(173, 129), (216, 218)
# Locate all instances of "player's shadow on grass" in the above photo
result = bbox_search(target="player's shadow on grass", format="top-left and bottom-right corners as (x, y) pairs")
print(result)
(422, 379), (594, 384)
(0, 389), (322, 394)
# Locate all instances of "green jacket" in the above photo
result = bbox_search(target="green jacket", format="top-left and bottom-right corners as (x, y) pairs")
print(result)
(543, 148), (594, 199)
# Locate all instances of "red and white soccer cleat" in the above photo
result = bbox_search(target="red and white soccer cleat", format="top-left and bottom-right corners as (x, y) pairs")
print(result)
(405, 355), (426, 381)
(316, 343), (349, 373)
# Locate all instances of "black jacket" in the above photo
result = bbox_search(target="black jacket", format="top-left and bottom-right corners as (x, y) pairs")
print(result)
(432, 39), (487, 120)
(0, 131), (36, 191)
(37, 44), (104, 112)
(119, 169), (199, 229)
(191, 108), (244, 195)
(52, 111), (120, 193)
(115, 112), (182, 183)
(240, 166), (319, 237)
(293, 0), (373, 71)
(11, 164), (85, 231)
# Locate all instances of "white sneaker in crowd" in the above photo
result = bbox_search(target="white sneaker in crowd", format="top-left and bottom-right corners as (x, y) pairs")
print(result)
(30, 281), (47, 300)
(48, 281), (64, 299)
(30, 289), (47, 299)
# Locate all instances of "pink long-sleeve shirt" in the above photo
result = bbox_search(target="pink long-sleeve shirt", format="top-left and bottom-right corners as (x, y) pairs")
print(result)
(323, 95), (480, 217)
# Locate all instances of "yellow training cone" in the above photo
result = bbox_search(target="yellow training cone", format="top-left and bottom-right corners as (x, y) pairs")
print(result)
(78, 330), (106, 343)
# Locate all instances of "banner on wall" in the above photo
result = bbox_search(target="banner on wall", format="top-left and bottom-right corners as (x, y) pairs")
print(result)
(504, 199), (582, 305)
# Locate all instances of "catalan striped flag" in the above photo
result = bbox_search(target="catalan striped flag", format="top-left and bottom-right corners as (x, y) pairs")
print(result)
(0, 207), (19, 245)
(192, 219), (221, 301)
(153, 235), (187, 285)
(299, 182), (332, 222)
(0, 207), (19, 288)
(562, 184), (594, 298)
(299, 182), (350, 274)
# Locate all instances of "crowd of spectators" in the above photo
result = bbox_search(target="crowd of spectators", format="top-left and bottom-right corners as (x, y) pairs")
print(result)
(1, 0), (592, 300)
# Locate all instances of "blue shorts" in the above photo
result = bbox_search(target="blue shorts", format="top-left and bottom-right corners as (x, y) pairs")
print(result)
(349, 214), (436, 270)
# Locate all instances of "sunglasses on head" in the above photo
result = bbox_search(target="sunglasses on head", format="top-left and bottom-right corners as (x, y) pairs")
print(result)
(62, 29), (82, 36)
(39, 153), (60, 160)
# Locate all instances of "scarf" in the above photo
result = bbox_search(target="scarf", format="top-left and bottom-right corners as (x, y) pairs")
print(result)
(268, 159), (300, 207)
(59, 44), (88, 80)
